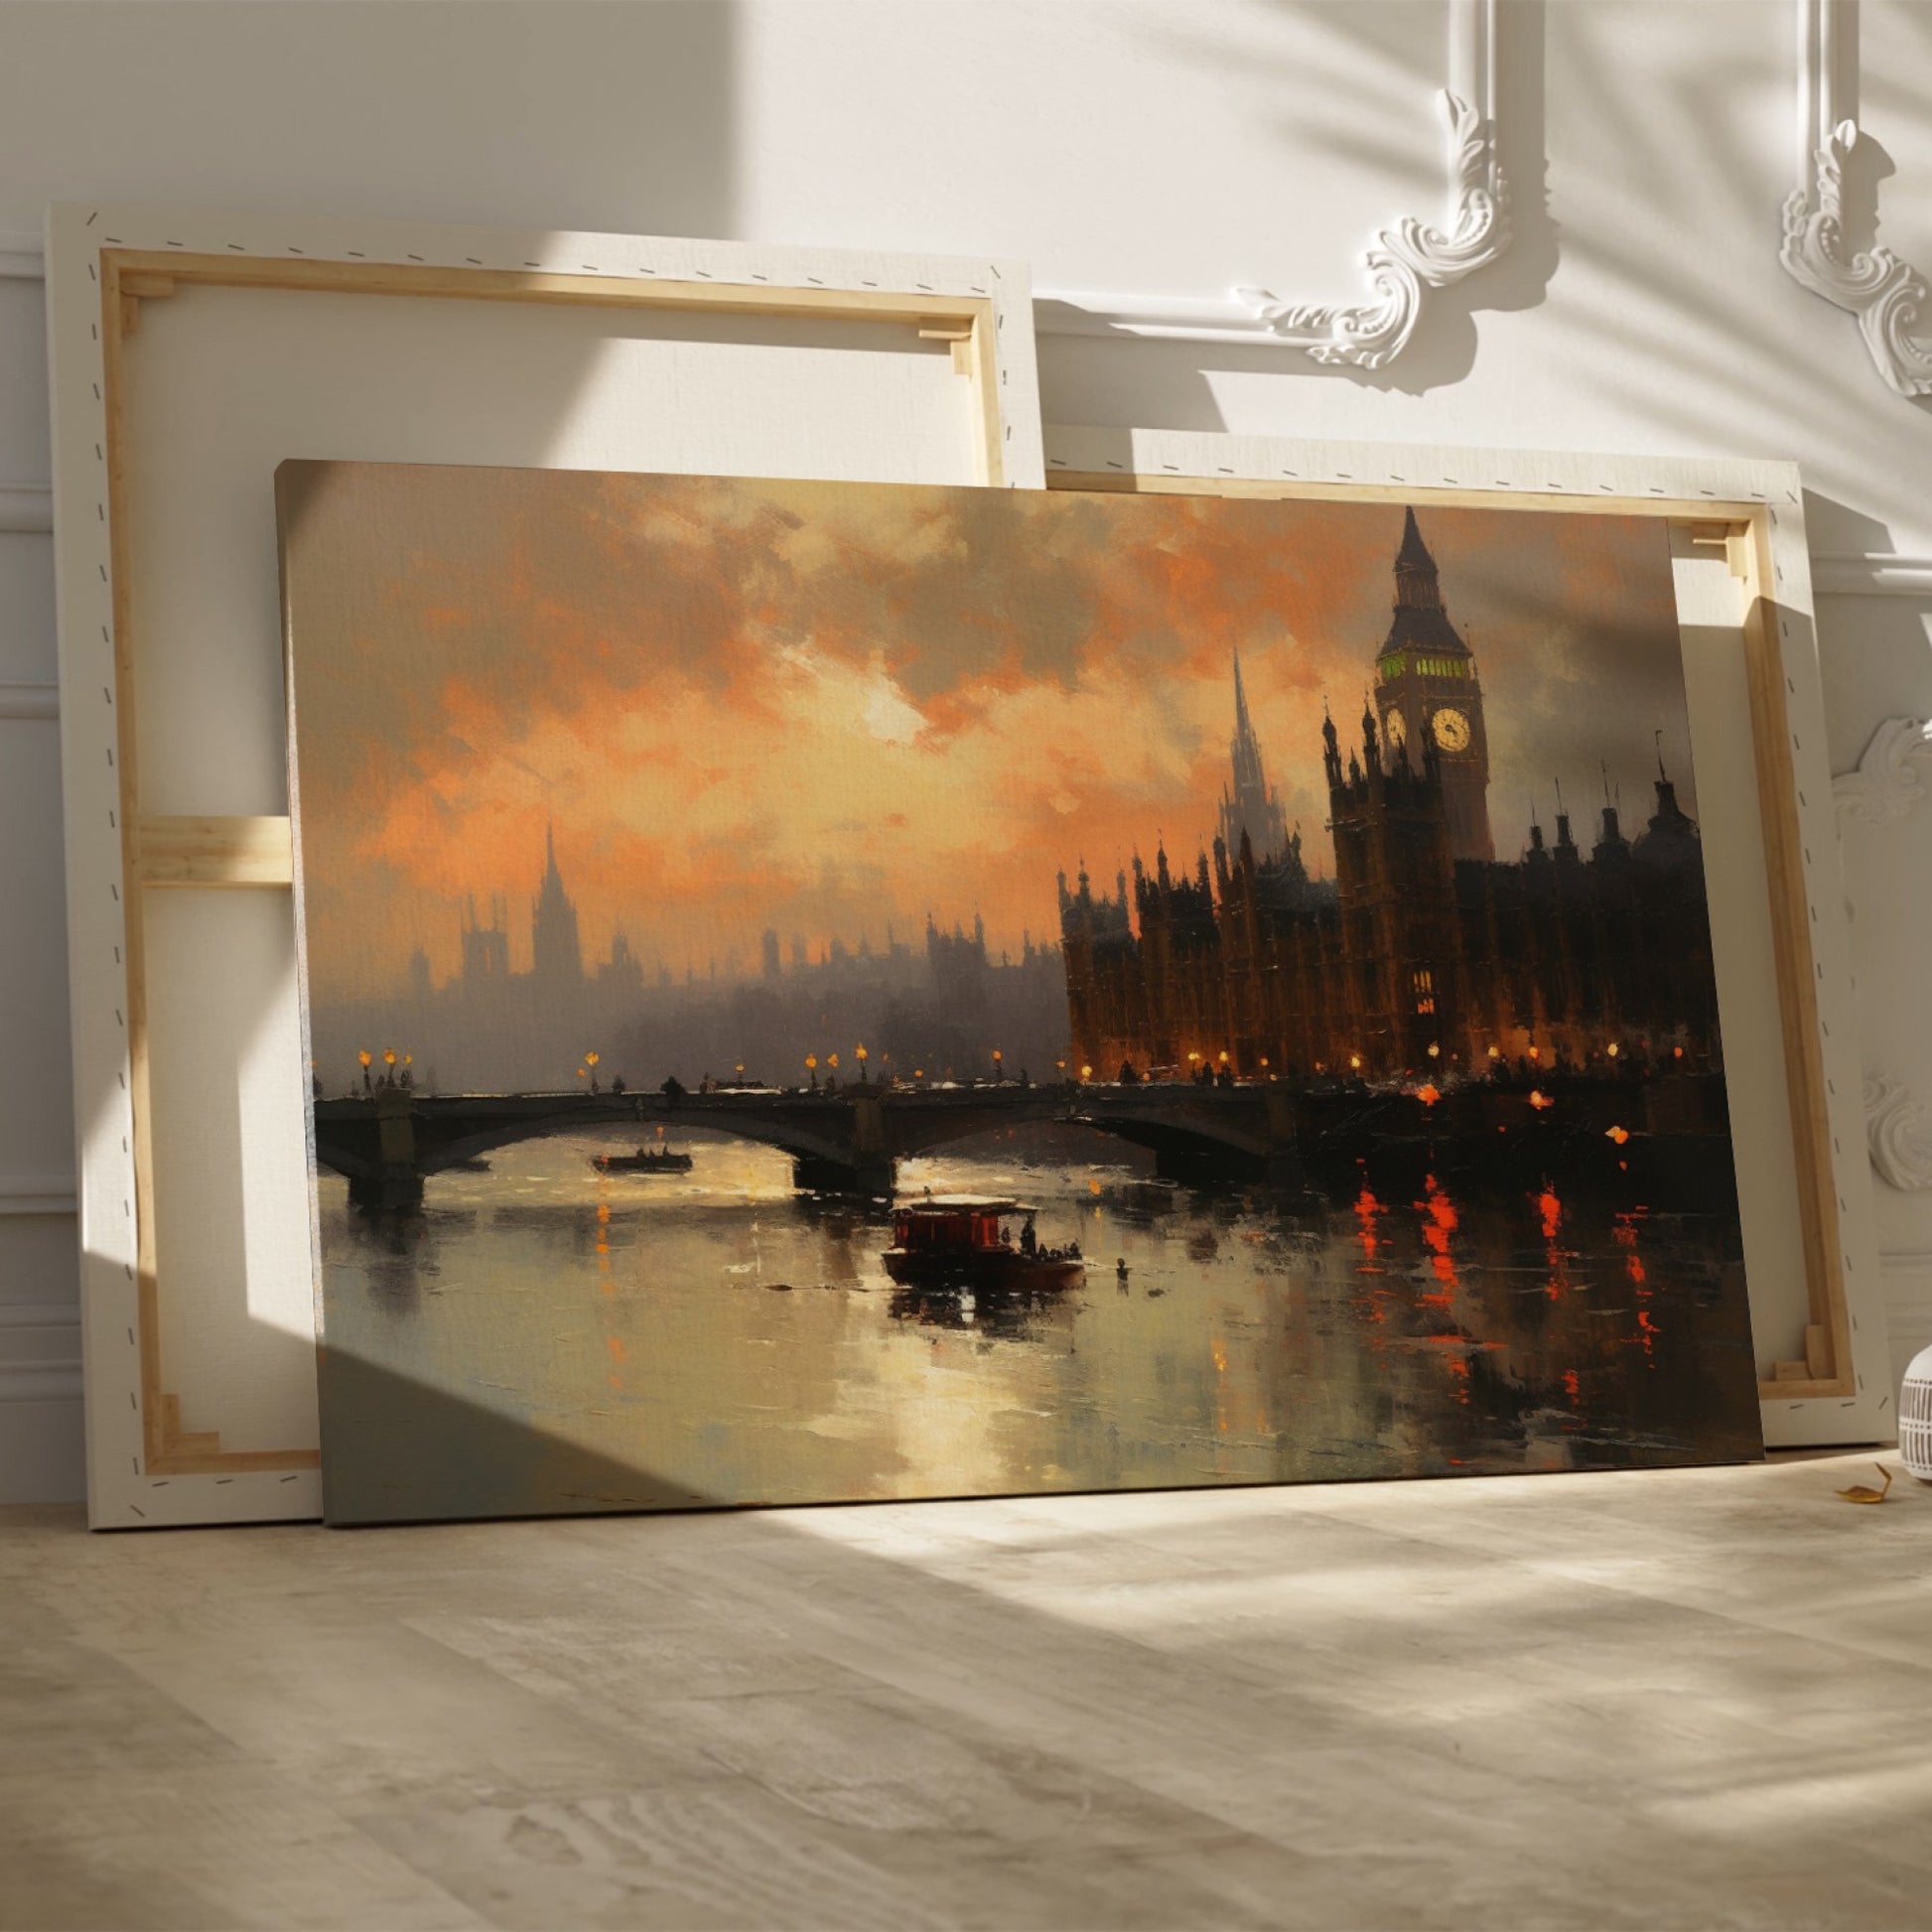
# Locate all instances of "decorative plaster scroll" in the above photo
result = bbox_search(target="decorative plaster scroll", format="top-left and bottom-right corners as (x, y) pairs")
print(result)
(1035, 0), (1509, 366)
(1864, 1073), (1932, 1191)
(1781, 0), (1932, 399)
(1833, 717), (1932, 825)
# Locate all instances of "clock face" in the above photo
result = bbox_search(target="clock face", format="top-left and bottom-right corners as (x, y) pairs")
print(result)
(1382, 708), (1407, 751)
(1432, 707), (1472, 754)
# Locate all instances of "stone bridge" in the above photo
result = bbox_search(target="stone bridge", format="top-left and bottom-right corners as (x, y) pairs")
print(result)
(311, 1081), (1310, 1211)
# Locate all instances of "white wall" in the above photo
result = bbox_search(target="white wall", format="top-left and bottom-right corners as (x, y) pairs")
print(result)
(3, 0), (1929, 1502)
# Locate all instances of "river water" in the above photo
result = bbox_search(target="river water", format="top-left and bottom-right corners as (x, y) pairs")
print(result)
(315, 1126), (1761, 1523)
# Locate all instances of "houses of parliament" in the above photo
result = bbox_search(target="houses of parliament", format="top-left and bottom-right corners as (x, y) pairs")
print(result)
(1058, 509), (1718, 1082)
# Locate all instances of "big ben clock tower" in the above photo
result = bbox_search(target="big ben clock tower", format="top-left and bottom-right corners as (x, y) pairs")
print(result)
(1371, 507), (1494, 863)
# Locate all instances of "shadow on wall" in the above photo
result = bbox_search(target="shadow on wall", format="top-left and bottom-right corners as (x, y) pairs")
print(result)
(0, 3), (739, 241)
(1035, 0), (1555, 419)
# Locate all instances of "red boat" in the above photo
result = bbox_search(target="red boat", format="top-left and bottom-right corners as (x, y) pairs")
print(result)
(882, 1196), (1085, 1291)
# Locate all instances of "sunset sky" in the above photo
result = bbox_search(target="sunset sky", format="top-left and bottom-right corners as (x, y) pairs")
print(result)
(280, 463), (1698, 1004)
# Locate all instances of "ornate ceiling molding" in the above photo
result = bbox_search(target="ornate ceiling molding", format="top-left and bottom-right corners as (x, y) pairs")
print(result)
(1035, 0), (1509, 367)
(1781, 0), (1932, 399)
(1834, 717), (1932, 825)
(1864, 1074), (1932, 1191)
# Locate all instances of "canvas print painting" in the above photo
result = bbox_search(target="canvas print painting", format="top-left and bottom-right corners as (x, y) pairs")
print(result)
(279, 461), (1762, 1524)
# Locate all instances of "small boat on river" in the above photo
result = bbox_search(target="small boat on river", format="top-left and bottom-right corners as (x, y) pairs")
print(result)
(591, 1145), (695, 1175)
(882, 1196), (1085, 1291)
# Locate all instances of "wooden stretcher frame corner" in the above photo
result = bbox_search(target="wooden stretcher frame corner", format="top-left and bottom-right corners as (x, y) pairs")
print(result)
(1041, 425), (1888, 1450)
(46, 201), (1043, 1527)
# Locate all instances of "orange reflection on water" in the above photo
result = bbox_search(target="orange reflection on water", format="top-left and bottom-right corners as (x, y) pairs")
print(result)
(1536, 1184), (1570, 1302)
(1354, 1181), (1384, 1269)
(1417, 1174), (1459, 1307)
(1613, 1209), (1657, 1363)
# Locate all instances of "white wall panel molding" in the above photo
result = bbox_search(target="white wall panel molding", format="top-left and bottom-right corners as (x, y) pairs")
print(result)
(0, 229), (42, 280)
(0, 482), (54, 532)
(0, 683), (57, 721)
(1781, 0), (1932, 399)
(1833, 716), (1932, 825)
(0, 1302), (82, 1408)
(1811, 553), (1932, 597)
(1836, 721), (1932, 1196)
(0, 1174), (78, 1217)
(1035, 0), (1508, 366)
(1863, 1075), (1932, 1193)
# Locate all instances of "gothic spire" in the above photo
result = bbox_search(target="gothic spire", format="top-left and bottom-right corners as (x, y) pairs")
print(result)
(1380, 508), (1470, 659)
(1394, 507), (1441, 612)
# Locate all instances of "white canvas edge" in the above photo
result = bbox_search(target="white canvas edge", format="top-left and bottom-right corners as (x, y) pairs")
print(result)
(1041, 424), (1891, 1452)
(47, 199), (1045, 1529)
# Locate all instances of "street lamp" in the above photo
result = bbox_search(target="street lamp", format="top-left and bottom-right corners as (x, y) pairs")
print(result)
(1079, 1063), (1093, 1081)
(805, 1053), (818, 1090)
(991, 1047), (1002, 1083)
(586, 1049), (600, 1094)
(1427, 1042), (1440, 1060)
(357, 1048), (372, 1094)
(856, 1043), (869, 1083)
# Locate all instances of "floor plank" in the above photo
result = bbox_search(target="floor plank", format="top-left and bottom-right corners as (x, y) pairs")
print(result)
(3, 1453), (1930, 1930)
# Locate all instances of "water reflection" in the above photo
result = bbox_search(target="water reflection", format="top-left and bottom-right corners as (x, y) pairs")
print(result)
(317, 1124), (1760, 1521)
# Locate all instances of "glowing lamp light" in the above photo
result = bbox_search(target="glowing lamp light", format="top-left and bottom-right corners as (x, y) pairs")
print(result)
(1606, 1042), (1620, 1059)
(1528, 1045), (1541, 1062)
(1259, 1057), (1270, 1069)
(357, 1049), (372, 1068)
(828, 1053), (839, 1069)
(382, 1048), (397, 1066)
(1348, 1054), (1362, 1072)
(403, 1053), (413, 1066)
(1606, 1125), (1630, 1145)
(914, 1068), (924, 1080)
(1528, 1089), (1554, 1110)
(1416, 1082), (1441, 1106)
(1673, 1045), (1685, 1059)
(577, 1067), (588, 1079)
(586, 1051), (600, 1067)
(805, 1055), (817, 1070)
(1487, 1045), (1500, 1060)
(1427, 1042), (1441, 1059)
(1079, 1063), (1093, 1080)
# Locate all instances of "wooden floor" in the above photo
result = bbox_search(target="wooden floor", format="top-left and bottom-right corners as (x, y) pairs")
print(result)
(4, 1451), (1931, 1930)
